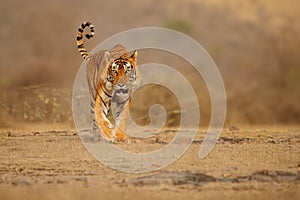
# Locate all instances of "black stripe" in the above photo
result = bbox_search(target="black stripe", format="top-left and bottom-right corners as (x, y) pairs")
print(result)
(101, 85), (112, 97)
(115, 111), (121, 118)
(100, 96), (107, 108)
(78, 28), (84, 33)
(77, 44), (84, 48)
(85, 34), (92, 39)
(92, 88), (96, 99)
(77, 36), (83, 40)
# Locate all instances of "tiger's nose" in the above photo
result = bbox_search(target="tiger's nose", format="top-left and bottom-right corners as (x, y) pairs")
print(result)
(118, 83), (125, 87)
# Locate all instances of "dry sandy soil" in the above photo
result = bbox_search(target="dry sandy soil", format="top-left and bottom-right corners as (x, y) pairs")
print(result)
(0, 125), (299, 200)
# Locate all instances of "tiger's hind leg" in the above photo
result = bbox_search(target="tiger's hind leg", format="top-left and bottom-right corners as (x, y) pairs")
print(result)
(88, 100), (102, 142)
(90, 122), (102, 142)
(114, 100), (130, 142)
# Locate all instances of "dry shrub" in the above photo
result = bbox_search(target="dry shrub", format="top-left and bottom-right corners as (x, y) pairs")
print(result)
(0, 84), (73, 128)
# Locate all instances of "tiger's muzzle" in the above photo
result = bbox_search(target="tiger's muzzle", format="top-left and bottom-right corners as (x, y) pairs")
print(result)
(112, 84), (131, 103)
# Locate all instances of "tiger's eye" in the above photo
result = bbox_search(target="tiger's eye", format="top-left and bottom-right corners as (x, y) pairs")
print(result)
(111, 62), (118, 70)
(107, 73), (114, 81)
(123, 62), (132, 70)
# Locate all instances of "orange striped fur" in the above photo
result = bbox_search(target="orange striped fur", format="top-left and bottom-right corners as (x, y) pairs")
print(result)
(76, 22), (138, 142)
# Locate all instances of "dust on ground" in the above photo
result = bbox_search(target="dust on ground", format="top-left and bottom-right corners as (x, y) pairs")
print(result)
(0, 125), (299, 200)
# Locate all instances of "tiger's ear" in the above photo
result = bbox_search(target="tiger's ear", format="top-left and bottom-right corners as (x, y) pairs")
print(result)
(130, 50), (137, 63)
(105, 51), (112, 64)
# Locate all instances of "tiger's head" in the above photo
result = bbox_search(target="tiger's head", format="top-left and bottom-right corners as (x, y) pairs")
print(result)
(104, 50), (138, 103)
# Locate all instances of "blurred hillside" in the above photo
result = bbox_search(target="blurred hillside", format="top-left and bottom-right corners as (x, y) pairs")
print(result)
(0, 0), (300, 127)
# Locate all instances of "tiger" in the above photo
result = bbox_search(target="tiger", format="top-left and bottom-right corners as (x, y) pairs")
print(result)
(76, 21), (139, 142)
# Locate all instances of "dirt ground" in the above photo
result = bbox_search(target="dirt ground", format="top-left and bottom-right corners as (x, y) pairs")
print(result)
(0, 125), (299, 200)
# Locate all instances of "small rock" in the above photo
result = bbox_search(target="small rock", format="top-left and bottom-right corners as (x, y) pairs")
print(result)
(57, 178), (68, 184)
(17, 167), (25, 173)
(116, 179), (126, 184)
(229, 125), (239, 132)
(75, 177), (87, 182)
(45, 179), (54, 184)
(222, 173), (232, 178)
(11, 177), (33, 186)
(2, 130), (12, 137)
(33, 131), (40, 136)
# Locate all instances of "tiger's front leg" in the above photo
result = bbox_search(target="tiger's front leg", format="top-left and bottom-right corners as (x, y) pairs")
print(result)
(94, 96), (114, 142)
(114, 100), (130, 142)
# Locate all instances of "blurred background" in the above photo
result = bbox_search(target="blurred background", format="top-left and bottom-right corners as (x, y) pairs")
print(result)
(0, 0), (299, 129)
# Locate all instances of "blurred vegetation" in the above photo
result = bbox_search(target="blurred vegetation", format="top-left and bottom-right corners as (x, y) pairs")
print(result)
(0, 0), (299, 127)
(164, 18), (193, 34)
(0, 84), (72, 128)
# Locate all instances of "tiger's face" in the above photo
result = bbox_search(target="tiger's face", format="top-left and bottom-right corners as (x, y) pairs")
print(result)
(106, 51), (138, 103)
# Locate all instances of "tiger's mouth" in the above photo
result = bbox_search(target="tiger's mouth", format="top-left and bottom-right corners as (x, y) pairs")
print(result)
(115, 88), (129, 94)
(112, 88), (130, 103)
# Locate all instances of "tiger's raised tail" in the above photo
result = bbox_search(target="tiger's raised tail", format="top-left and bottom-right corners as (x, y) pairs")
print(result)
(76, 21), (95, 60)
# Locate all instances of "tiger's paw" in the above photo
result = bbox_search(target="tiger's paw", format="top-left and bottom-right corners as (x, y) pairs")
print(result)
(101, 129), (115, 142)
(115, 131), (127, 142)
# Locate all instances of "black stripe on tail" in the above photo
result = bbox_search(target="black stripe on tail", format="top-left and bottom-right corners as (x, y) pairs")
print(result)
(76, 21), (95, 60)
